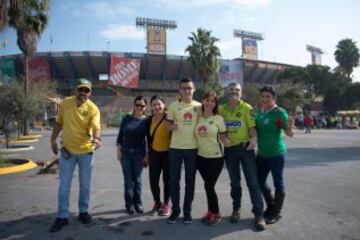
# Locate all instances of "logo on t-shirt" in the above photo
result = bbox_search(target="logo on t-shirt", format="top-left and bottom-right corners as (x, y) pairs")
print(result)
(225, 121), (242, 128)
(197, 125), (208, 137)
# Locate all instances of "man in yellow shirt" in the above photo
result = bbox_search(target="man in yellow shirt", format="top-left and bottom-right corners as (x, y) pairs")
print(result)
(166, 77), (201, 224)
(49, 79), (101, 233)
(219, 82), (265, 230)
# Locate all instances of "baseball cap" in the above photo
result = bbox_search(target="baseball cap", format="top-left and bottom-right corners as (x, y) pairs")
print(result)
(77, 78), (92, 91)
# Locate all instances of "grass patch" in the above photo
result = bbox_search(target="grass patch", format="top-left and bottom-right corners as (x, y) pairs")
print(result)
(0, 159), (17, 168)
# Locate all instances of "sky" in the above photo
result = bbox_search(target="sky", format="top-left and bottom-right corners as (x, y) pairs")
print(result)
(1, 0), (360, 81)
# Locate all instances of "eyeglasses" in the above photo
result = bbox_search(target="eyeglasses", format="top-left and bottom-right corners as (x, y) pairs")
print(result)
(135, 104), (146, 108)
(181, 87), (193, 91)
(77, 88), (90, 93)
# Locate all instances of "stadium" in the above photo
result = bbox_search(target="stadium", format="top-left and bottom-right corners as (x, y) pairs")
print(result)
(0, 51), (293, 122)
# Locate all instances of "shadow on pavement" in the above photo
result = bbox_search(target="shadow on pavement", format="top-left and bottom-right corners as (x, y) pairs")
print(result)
(0, 210), (261, 240)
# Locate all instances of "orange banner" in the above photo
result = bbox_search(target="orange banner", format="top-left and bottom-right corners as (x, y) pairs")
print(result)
(108, 57), (140, 88)
(28, 57), (51, 83)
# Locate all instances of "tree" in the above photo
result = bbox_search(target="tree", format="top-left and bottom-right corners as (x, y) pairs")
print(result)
(185, 28), (221, 92)
(323, 88), (343, 116)
(1, 0), (49, 135)
(242, 83), (260, 108)
(342, 82), (360, 110)
(334, 38), (360, 78)
(0, 81), (26, 148)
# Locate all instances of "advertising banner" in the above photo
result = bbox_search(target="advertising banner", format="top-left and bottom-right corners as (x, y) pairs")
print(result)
(242, 38), (258, 60)
(0, 57), (16, 83)
(147, 29), (166, 55)
(28, 57), (51, 83)
(108, 57), (140, 88)
(218, 60), (243, 87)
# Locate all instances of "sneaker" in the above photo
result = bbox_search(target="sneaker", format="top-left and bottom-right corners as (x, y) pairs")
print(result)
(126, 205), (135, 215)
(78, 212), (93, 224)
(207, 212), (221, 226)
(254, 216), (266, 231)
(159, 203), (170, 216)
(183, 212), (192, 224)
(135, 205), (144, 214)
(167, 212), (179, 224)
(201, 211), (211, 223)
(150, 203), (161, 216)
(230, 210), (240, 223)
(50, 218), (68, 233)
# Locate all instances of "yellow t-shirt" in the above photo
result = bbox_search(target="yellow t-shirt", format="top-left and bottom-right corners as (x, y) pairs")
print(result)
(150, 117), (171, 152)
(56, 96), (100, 154)
(219, 100), (255, 147)
(196, 115), (227, 158)
(167, 100), (201, 149)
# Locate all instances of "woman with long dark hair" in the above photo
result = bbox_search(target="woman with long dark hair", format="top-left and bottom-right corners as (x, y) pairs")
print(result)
(116, 95), (149, 214)
(147, 95), (171, 216)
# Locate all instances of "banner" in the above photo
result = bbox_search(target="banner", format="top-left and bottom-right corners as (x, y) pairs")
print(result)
(147, 29), (166, 55)
(218, 60), (243, 88)
(0, 57), (16, 83)
(242, 38), (258, 60)
(28, 57), (51, 83)
(108, 57), (140, 88)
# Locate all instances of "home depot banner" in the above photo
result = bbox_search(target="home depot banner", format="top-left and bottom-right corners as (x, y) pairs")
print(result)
(108, 57), (140, 88)
(218, 60), (243, 87)
(28, 57), (51, 83)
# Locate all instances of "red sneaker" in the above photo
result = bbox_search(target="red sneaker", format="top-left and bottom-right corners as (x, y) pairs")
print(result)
(201, 211), (211, 223)
(207, 212), (221, 226)
(159, 203), (170, 216)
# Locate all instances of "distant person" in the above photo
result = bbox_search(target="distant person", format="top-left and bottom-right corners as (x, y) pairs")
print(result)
(219, 82), (266, 231)
(298, 112), (304, 131)
(147, 95), (171, 216)
(50, 79), (101, 233)
(166, 77), (201, 224)
(304, 114), (313, 134)
(255, 86), (295, 224)
(196, 92), (230, 226)
(116, 95), (149, 214)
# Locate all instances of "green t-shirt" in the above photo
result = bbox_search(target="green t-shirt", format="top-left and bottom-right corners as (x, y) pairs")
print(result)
(255, 106), (288, 158)
(219, 100), (255, 147)
(167, 100), (201, 149)
(195, 115), (227, 158)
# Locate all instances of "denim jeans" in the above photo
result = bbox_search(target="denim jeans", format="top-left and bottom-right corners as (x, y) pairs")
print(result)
(257, 155), (285, 193)
(58, 149), (94, 218)
(120, 148), (145, 207)
(224, 144), (264, 217)
(169, 148), (197, 215)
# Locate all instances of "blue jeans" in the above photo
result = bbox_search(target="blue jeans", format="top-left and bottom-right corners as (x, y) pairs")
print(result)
(257, 155), (285, 193)
(169, 148), (197, 215)
(224, 144), (264, 217)
(58, 149), (94, 218)
(120, 148), (145, 207)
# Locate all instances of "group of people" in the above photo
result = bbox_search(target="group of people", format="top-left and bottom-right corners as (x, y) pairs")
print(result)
(49, 77), (295, 233)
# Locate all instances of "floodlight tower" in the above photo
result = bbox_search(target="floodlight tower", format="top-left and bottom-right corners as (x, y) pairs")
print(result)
(136, 17), (177, 55)
(233, 29), (264, 60)
(306, 45), (323, 65)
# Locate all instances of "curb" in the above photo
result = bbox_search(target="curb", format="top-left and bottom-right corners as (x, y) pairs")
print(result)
(0, 159), (38, 175)
(0, 139), (39, 144)
(0, 145), (35, 154)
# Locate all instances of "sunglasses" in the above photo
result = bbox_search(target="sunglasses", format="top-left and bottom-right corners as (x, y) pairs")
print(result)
(135, 104), (146, 108)
(77, 88), (90, 93)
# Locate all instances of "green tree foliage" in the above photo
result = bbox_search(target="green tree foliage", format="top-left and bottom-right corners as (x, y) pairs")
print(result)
(323, 88), (343, 116)
(185, 28), (221, 92)
(334, 38), (360, 78)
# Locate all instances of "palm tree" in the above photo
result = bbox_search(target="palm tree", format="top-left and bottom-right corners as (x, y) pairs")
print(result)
(1, 0), (49, 134)
(334, 38), (360, 78)
(185, 28), (221, 92)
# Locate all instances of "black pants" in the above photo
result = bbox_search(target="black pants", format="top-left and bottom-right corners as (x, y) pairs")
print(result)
(149, 150), (170, 205)
(197, 155), (224, 214)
